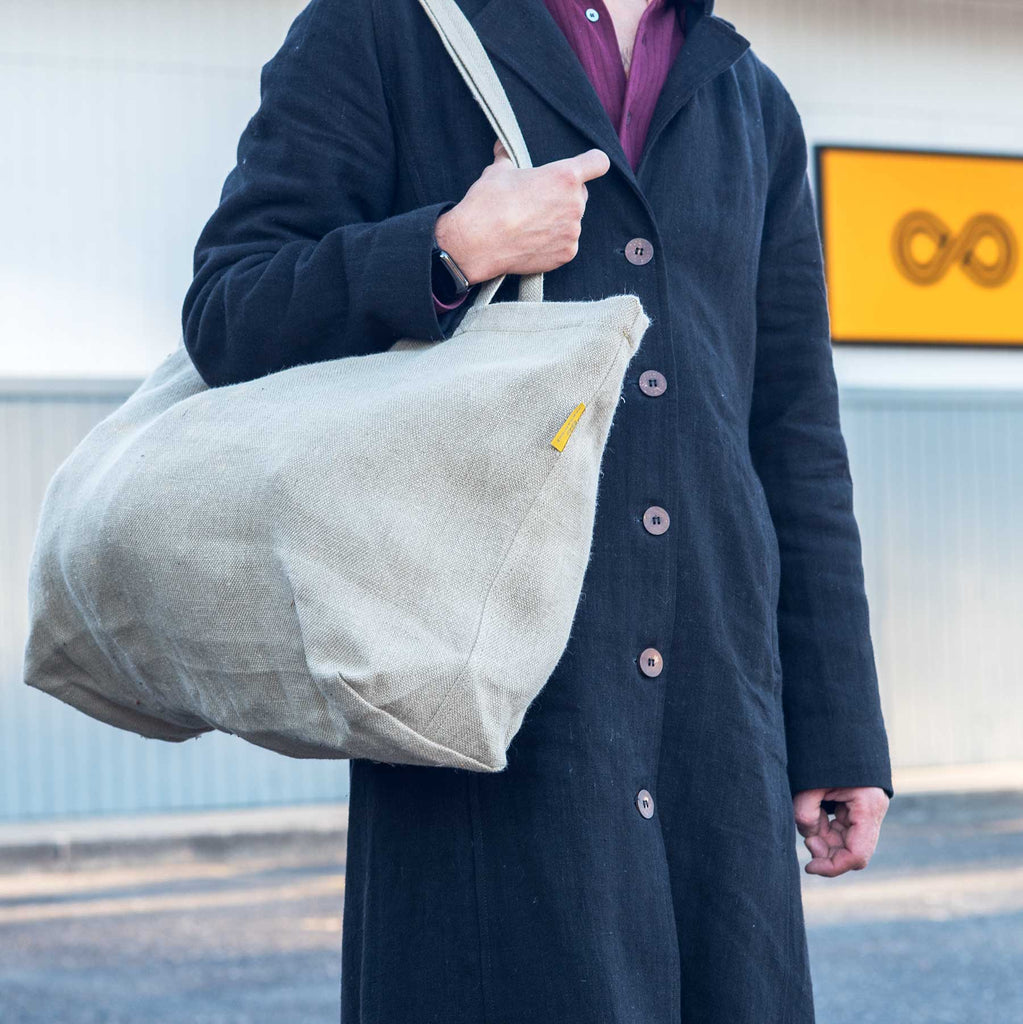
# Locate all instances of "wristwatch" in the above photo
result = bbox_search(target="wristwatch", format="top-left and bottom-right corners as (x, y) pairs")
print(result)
(431, 234), (472, 304)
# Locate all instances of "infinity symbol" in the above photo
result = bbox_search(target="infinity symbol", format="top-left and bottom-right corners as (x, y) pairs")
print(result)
(891, 210), (1018, 287)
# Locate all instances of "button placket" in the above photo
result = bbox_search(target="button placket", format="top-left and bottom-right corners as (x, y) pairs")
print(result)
(625, 225), (664, 829)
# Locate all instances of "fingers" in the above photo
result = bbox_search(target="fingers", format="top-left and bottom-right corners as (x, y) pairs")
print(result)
(792, 788), (829, 838)
(802, 813), (843, 858)
(801, 788), (886, 877)
(805, 844), (867, 877)
(492, 137), (513, 165)
(801, 814), (849, 876)
(837, 819), (874, 870)
(827, 786), (891, 821)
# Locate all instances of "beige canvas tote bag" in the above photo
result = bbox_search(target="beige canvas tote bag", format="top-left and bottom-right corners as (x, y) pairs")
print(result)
(22, 0), (650, 771)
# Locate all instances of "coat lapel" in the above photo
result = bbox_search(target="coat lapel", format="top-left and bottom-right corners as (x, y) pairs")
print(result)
(469, 0), (630, 180)
(467, 0), (751, 195)
(637, 13), (750, 180)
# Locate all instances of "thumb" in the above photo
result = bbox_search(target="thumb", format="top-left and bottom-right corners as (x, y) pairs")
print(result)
(569, 147), (612, 182)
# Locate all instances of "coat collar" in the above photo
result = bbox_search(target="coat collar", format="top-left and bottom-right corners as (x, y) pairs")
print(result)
(463, 0), (749, 191)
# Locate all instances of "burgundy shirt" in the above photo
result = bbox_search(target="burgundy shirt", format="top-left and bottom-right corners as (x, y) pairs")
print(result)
(434, 0), (686, 312)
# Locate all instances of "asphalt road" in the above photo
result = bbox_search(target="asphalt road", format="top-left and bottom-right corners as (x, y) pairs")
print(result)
(1, 791), (1021, 1023)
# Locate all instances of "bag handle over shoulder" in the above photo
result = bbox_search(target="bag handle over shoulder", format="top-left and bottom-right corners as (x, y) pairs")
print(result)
(417, 0), (545, 307)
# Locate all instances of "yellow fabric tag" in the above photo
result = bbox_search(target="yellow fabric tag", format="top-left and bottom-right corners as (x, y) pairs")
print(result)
(551, 403), (586, 452)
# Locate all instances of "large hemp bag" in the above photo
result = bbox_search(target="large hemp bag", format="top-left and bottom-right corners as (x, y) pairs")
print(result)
(22, 0), (650, 771)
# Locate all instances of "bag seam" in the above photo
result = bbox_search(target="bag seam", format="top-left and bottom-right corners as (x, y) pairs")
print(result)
(419, 325), (635, 739)
(333, 668), (495, 771)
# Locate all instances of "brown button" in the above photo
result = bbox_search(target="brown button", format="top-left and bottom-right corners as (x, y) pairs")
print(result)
(638, 370), (667, 396)
(643, 506), (670, 535)
(638, 647), (663, 678)
(625, 237), (654, 265)
(636, 789), (655, 818)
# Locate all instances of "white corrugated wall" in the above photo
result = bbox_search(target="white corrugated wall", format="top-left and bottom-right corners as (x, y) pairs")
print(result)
(0, 380), (352, 821)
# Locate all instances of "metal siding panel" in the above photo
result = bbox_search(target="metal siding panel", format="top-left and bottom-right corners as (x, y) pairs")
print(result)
(840, 388), (1023, 770)
(4, 383), (1021, 820)
(0, 388), (348, 822)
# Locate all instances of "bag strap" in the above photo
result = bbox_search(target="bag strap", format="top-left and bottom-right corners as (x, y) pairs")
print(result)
(417, 0), (544, 306)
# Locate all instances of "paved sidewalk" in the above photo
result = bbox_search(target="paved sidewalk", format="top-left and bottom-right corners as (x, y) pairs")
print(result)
(3, 778), (1021, 1023)
(2, 759), (1021, 873)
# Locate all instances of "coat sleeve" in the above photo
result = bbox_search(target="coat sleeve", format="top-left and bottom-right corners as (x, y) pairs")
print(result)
(748, 72), (894, 801)
(181, 0), (474, 388)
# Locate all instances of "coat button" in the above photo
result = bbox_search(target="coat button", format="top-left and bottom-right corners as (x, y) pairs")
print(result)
(624, 237), (654, 265)
(638, 647), (663, 677)
(636, 789), (655, 818)
(638, 370), (667, 396)
(585, 7), (600, 21)
(643, 506), (670, 535)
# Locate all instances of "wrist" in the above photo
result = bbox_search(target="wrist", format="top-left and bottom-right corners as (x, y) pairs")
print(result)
(435, 206), (492, 284)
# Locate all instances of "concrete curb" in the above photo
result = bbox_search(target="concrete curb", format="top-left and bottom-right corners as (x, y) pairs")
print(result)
(2, 761), (1022, 873)
(0, 802), (349, 873)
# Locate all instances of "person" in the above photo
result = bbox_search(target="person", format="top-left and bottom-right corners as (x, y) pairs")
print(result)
(181, 0), (894, 1021)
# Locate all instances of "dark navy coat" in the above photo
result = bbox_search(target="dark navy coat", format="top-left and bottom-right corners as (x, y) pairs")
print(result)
(182, 0), (895, 1021)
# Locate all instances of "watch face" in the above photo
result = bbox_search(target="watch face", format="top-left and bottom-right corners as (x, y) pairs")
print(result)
(437, 249), (471, 295)
(431, 249), (462, 303)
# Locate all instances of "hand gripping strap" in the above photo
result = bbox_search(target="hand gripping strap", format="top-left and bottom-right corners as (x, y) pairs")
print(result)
(417, 0), (544, 305)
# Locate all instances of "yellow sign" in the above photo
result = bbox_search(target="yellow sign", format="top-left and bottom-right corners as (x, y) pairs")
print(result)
(816, 146), (1022, 345)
